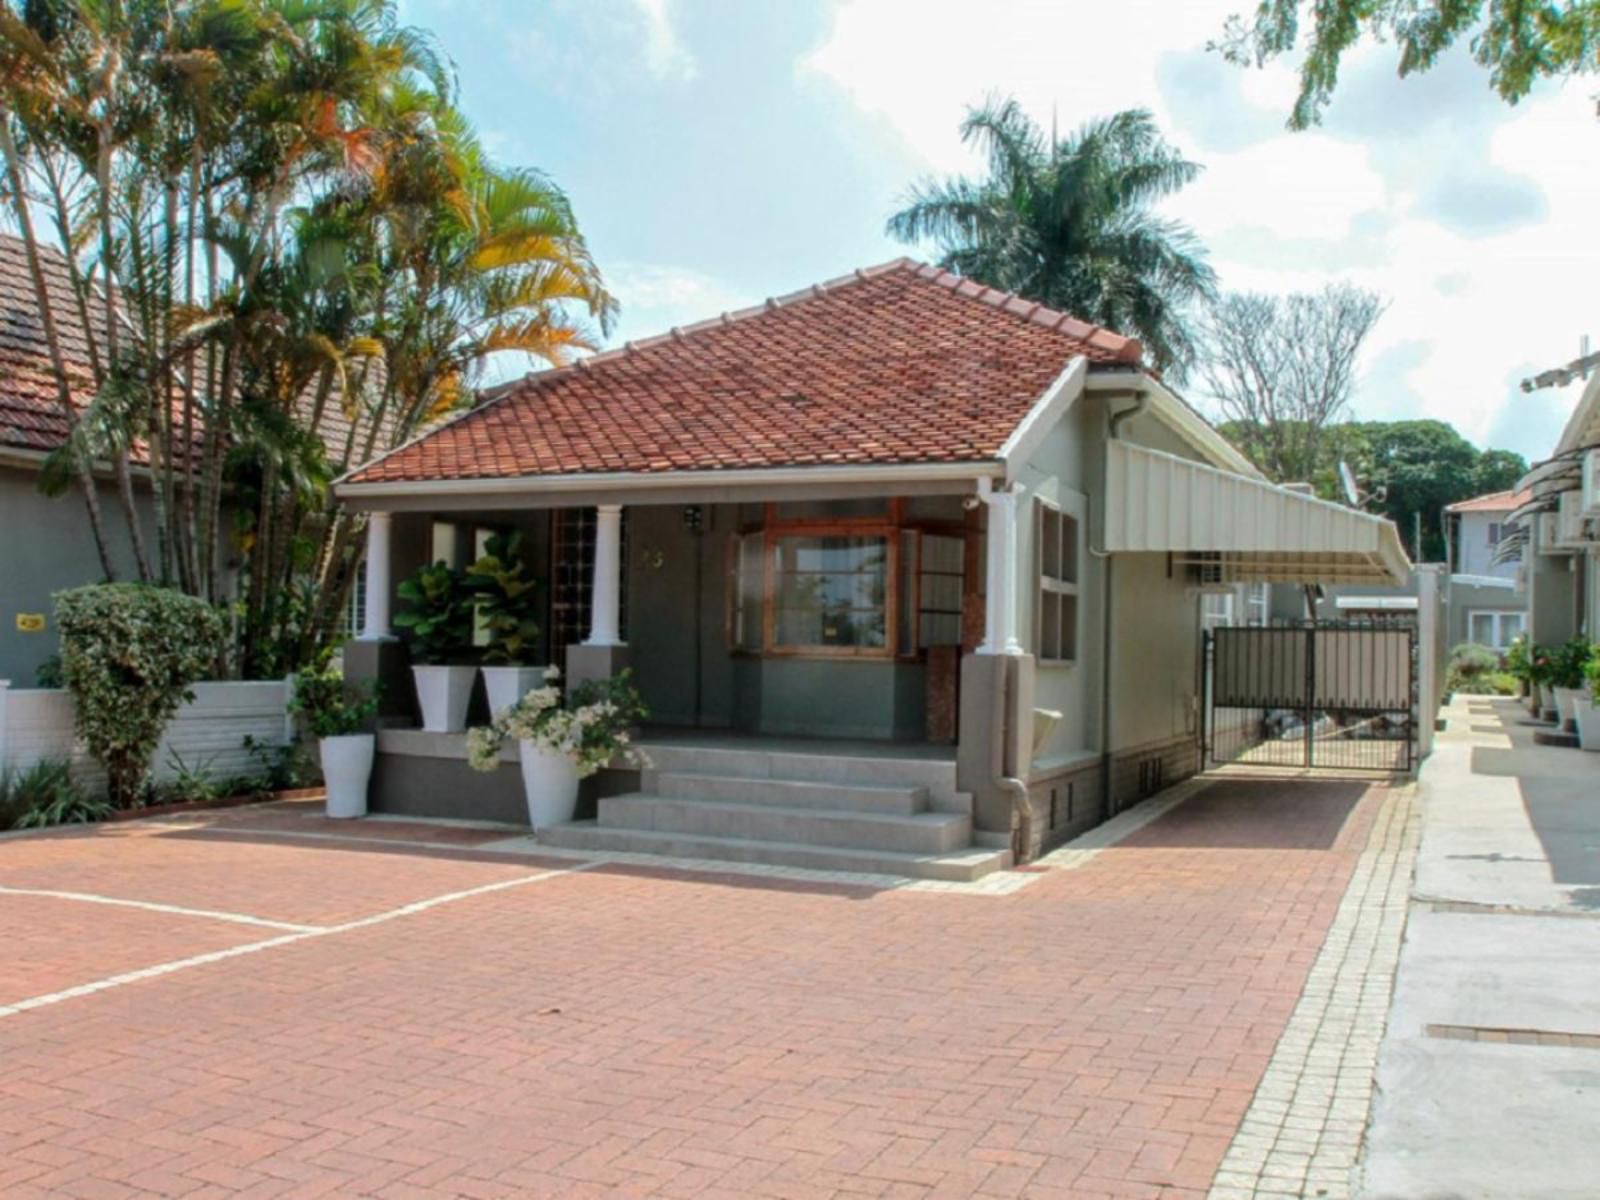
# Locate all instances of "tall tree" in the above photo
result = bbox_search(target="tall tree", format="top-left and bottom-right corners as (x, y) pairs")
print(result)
(886, 98), (1216, 376)
(0, 0), (613, 677)
(1199, 284), (1387, 483)
(1215, 0), (1600, 128)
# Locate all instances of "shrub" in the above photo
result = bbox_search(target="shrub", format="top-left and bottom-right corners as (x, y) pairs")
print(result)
(1450, 670), (1519, 697)
(1550, 637), (1593, 690)
(34, 654), (63, 688)
(1, 759), (111, 830)
(465, 532), (541, 665)
(1587, 646), (1600, 703)
(467, 667), (647, 778)
(394, 562), (474, 664)
(1448, 643), (1500, 680)
(289, 661), (379, 738)
(55, 584), (225, 808)
(158, 749), (221, 806)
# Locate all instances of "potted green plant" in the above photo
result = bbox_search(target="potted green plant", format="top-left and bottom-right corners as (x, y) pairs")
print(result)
(464, 531), (545, 714)
(1575, 646), (1600, 752)
(466, 668), (647, 830)
(395, 561), (476, 732)
(289, 662), (380, 818)
(1550, 636), (1592, 733)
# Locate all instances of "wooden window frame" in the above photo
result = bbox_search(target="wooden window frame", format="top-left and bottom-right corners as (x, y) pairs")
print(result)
(724, 500), (976, 662)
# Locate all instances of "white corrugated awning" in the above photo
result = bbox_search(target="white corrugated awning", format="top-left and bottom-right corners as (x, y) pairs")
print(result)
(1103, 440), (1412, 585)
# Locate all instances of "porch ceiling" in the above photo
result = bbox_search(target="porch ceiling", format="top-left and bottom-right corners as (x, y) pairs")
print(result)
(1103, 440), (1412, 586)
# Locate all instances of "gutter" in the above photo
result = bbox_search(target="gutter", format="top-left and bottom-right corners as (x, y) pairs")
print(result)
(335, 459), (1003, 502)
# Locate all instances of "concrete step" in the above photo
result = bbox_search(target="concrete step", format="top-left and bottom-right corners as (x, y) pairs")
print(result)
(539, 821), (1011, 882)
(651, 771), (927, 815)
(634, 743), (965, 810)
(598, 793), (969, 854)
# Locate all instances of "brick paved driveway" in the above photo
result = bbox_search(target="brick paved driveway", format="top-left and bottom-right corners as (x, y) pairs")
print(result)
(0, 777), (1384, 1199)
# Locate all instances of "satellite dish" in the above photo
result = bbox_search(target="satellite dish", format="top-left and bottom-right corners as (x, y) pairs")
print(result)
(1338, 461), (1362, 508)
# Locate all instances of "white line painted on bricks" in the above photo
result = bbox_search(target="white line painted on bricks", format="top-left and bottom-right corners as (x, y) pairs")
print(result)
(0, 859), (609, 1022)
(0, 885), (322, 933)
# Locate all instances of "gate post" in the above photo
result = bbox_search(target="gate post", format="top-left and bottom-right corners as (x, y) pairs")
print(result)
(1416, 565), (1447, 761)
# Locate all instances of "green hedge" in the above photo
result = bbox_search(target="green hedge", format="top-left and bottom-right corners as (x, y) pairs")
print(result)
(55, 584), (226, 807)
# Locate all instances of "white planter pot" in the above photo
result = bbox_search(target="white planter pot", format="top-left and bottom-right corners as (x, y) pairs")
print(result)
(320, 734), (374, 819)
(1555, 687), (1585, 730)
(480, 666), (546, 716)
(1540, 683), (1556, 717)
(1575, 698), (1600, 752)
(412, 665), (475, 732)
(519, 741), (581, 831)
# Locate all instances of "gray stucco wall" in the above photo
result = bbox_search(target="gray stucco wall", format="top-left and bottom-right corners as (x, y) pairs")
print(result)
(0, 464), (163, 685)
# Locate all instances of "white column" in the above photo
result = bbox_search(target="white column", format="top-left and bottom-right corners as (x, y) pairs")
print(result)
(1416, 563), (1445, 761)
(585, 504), (625, 647)
(360, 511), (394, 641)
(978, 481), (1025, 656)
(0, 679), (10, 776)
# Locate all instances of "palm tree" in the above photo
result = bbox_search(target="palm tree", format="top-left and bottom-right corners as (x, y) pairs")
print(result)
(887, 98), (1216, 376)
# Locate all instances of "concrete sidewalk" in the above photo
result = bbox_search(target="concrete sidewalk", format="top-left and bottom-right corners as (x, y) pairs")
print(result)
(1361, 696), (1600, 1198)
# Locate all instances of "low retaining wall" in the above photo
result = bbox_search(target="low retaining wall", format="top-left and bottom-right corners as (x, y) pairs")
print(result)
(0, 679), (295, 793)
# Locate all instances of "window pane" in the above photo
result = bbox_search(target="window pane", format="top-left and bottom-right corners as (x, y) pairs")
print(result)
(1040, 507), (1062, 579)
(1502, 612), (1525, 643)
(735, 532), (763, 651)
(773, 536), (888, 649)
(898, 531), (916, 656)
(1469, 613), (1494, 645)
(1060, 594), (1077, 660)
(1040, 591), (1062, 660)
(1060, 514), (1079, 585)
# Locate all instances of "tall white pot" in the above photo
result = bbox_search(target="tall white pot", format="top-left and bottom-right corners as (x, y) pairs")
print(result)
(1575, 698), (1600, 752)
(519, 741), (581, 831)
(320, 734), (374, 819)
(1540, 683), (1556, 716)
(413, 665), (475, 732)
(1554, 687), (1585, 731)
(481, 666), (546, 716)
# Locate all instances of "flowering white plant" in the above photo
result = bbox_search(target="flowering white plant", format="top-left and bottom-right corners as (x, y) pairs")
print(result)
(466, 668), (646, 778)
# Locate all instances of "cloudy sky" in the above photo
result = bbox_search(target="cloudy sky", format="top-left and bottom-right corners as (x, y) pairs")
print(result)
(397, 0), (1600, 462)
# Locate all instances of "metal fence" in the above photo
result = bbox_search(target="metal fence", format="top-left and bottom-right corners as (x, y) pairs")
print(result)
(1203, 622), (1417, 773)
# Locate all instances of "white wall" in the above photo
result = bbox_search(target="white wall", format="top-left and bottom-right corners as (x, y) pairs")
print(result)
(1455, 511), (1519, 581)
(0, 680), (293, 794)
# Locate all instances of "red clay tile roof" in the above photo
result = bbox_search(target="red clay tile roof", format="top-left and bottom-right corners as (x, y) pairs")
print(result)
(0, 233), (106, 455)
(1445, 488), (1532, 514)
(344, 258), (1144, 485)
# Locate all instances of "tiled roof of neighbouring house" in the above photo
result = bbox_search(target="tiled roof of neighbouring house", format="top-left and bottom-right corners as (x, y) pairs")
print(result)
(1444, 488), (1532, 514)
(343, 258), (1145, 485)
(0, 232), (106, 455)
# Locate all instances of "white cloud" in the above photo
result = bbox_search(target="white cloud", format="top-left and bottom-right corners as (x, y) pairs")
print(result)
(631, 0), (696, 82)
(804, 0), (1598, 462)
(508, 0), (695, 97)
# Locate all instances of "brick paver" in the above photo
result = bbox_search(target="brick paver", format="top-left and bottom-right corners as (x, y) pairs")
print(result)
(0, 780), (1390, 1198)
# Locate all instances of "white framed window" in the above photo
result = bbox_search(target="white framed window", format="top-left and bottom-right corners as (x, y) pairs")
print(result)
(1487, 522), (1504, 546)
(1035, 495), (1082, 663)
(1467, 609), (1525, 650)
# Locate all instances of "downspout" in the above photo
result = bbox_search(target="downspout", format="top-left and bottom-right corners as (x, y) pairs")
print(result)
(1098, 390), (1148, 816)
(976, 476), (1033, 862)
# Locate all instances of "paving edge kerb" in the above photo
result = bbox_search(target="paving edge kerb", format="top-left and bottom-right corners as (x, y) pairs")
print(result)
(1208, 782), (1421, 1200)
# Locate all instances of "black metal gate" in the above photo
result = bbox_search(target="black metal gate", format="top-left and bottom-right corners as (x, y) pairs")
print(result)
(1202, 622), (1417, 772)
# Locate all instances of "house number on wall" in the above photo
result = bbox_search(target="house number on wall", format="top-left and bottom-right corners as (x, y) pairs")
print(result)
(15, 613), (45, 632)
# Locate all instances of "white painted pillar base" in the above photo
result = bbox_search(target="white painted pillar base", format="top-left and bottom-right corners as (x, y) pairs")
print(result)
(584, 504), (625, 647)
(359, 511), (395, 642)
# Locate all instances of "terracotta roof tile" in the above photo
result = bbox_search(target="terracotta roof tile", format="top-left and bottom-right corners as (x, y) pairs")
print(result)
(1445, 488), (1532, 514)
(346, 259), (1143, 485)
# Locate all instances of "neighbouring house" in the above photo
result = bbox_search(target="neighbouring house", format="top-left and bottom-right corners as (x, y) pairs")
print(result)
(0, 233), (166, 685)
(1518, 372), (1600, 647)
(1308, 489), (1530, 651)
(335, 258), (1411, 873)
